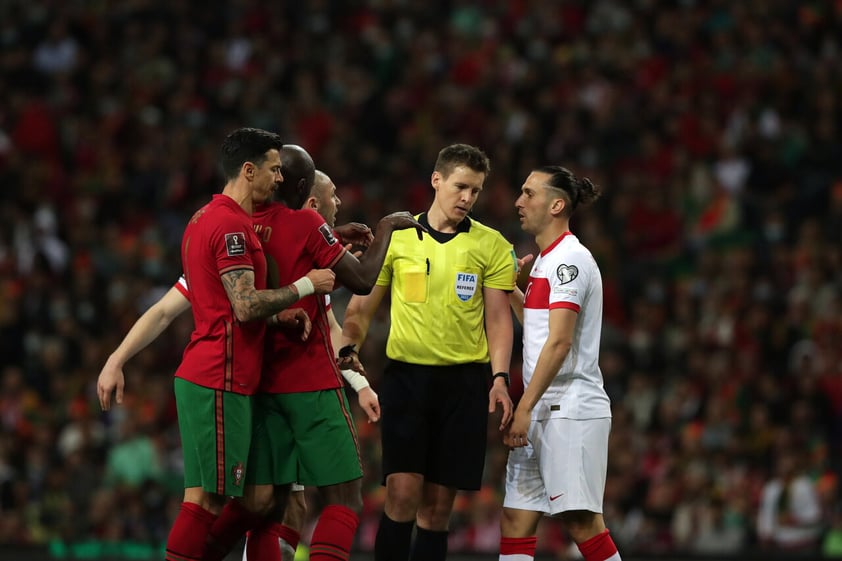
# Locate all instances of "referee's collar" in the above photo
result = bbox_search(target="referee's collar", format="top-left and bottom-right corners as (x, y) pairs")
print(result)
(418, 212), (472, 235)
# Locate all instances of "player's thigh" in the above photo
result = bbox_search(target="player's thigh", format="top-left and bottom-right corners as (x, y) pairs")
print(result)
(246, 392), (296, 486)
(537, 417), (611, 515)
(380, 361), (432, 479)
(427, 363), (488, 490)
(503, 434), (549, 514)
(282, 389), (362, 487)
(174, 377), (252, 496)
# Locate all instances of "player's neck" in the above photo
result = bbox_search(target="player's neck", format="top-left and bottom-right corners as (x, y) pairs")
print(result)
(426, 204), (461, 233)
(536, 222), (570, 252)
(222, 181), (255, 215)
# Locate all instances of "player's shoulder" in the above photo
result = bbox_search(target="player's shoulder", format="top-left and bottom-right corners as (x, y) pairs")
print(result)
(467, 217), (503, 237)
(466, 217), (511, 247)
(296, 207), (326, 225)
(549, 234), (598, 269)
(191, 197), (248, 234)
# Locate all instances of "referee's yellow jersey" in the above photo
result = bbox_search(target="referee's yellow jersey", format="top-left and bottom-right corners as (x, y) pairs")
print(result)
(376, 214), (517, 365)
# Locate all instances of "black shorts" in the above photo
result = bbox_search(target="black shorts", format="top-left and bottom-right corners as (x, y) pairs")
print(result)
(380, 360), (489, 490)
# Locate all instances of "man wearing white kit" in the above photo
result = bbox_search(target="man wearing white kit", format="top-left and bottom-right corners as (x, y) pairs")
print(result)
(502, 166), (621, 561)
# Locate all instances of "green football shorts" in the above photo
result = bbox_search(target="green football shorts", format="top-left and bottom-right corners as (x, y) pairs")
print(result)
(174, 377), (253, 497)
(247, 389), (362, 487)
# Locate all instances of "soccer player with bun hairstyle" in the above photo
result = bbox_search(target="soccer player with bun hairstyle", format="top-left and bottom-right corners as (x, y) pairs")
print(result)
(502, 166), (621, 561)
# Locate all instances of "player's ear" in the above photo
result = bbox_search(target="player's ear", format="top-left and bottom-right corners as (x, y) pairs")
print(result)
(243, 161), (256, 180)
(550, 198), (566, 216)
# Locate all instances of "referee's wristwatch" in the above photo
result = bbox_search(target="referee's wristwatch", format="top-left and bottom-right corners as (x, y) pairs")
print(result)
(492, 371), (510, 387)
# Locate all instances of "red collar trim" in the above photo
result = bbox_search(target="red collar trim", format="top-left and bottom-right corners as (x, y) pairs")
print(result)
(540, 231), (572, 257)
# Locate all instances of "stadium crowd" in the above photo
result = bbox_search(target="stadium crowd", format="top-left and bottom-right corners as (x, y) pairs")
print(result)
(1, 0), (841, 557)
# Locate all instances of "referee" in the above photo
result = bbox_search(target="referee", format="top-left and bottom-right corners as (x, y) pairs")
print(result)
(341, 143), (517, 561)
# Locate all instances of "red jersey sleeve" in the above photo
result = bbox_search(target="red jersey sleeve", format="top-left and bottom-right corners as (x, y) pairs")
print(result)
(210, 213), (257, 276)
(301, 209), (346, 269)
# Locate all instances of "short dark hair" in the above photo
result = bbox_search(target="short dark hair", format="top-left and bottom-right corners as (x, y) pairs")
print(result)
(276, 144), (316, 208)
(434, 144), (491, 179)
(534, 165), (601, 216)
(219, 127), (284, 181)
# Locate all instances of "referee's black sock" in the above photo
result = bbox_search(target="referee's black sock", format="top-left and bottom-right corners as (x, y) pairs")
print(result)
(374, 513), (415, 561)
(409, 526), (448, 561)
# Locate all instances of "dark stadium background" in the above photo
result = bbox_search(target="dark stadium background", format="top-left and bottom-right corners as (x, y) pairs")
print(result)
(1, 1), (841, 560)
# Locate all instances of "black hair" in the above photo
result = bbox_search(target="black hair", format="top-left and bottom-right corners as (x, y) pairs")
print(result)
(534, 165), (601, 216)
(434, 144), (491, 178)
(219, 127), (284, 181)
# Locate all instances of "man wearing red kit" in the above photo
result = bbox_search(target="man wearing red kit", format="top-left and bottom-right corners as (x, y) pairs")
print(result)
(165, 127), (335, 561)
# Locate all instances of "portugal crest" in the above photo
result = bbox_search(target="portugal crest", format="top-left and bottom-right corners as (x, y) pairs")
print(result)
(231, 462), (244, 487)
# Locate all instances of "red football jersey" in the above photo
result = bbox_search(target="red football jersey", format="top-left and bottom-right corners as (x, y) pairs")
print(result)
(175, 195), (267, 395)
(253, 203), (346, 393)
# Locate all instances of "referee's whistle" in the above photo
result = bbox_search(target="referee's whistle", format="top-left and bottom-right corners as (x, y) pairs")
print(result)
(426, 258), (430, 275)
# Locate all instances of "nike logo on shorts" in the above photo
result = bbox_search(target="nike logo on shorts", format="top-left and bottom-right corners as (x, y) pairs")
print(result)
(550, 493), (564, 501)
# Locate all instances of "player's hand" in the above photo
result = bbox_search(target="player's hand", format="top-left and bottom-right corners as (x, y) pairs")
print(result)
(97, 357), (125, 411)
(489, 383), (514, 431)
(336, 348), (365, 374)
(503, 407), (531, 448)
(517, 253), (534, 274)
(306, 268), (336, 294)
(377, 211), (427, 240)
(273, 308), (311, 340)
(357, 387), (381, 423)
(334, 222), (374, 247)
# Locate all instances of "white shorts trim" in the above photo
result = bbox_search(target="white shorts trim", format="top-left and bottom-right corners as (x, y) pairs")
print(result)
(291, 482), (305, 492)
(503, 417), (610, 515)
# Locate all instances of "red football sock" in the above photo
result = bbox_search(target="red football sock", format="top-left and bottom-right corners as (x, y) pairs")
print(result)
(309, 505), (359, 561)
(500, 536), (537, 559)
(166, 502), (216, 561)
(245, 522), (301, 561)
(204, 500), (264, 561)
(577, 529), (621, 561)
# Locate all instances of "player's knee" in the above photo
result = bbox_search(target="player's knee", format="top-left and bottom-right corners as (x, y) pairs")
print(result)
(321, 480), (363, 513)
(501, 507), (541, 538)
(560, 510), (603, 542)
(384, 473), (423, 519)
(281, 491), (308, 530)
(241, 485), (276, 516)
(416, 503), (452, 531)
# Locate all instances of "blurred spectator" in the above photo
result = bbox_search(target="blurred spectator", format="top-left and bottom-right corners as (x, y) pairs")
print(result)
(756, 446), (823, 551)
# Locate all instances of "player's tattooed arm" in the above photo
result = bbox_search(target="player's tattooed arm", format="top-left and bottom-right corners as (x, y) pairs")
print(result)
(221, 269), (301, 322)
(221, 268), (336, 322)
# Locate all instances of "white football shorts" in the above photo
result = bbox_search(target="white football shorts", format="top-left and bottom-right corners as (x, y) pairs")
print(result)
(503, 417), (611, 516)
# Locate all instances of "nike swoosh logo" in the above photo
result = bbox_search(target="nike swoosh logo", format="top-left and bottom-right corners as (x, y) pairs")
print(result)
(550, 493), (564, 501)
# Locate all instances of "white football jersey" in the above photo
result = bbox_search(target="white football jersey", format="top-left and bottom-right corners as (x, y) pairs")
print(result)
(522, 232), (610, 420)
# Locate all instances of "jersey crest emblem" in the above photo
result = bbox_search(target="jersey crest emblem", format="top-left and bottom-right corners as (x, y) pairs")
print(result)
(455, 272), (478, 302)
(225, 232), (246, 256)
(231, 461), (244, 486)
(556, 264), (578, 284)
(318, 223), (338, 245)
